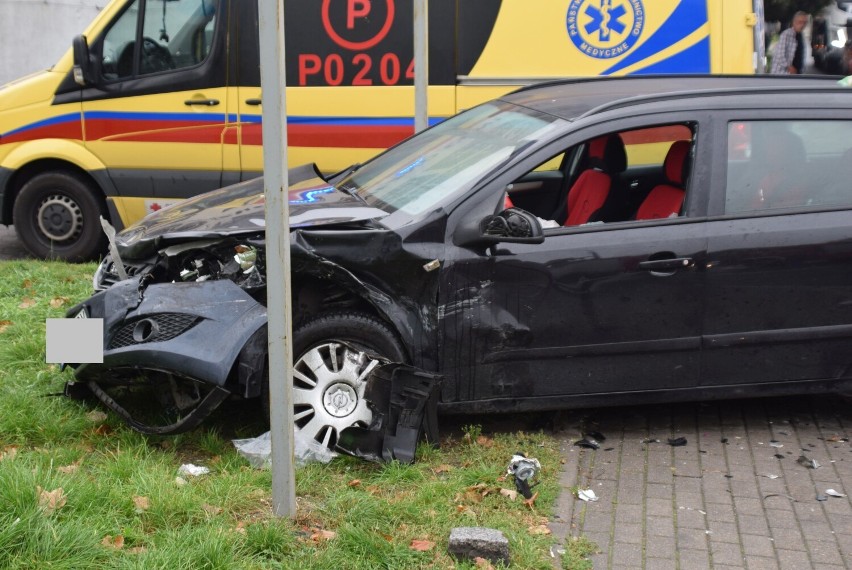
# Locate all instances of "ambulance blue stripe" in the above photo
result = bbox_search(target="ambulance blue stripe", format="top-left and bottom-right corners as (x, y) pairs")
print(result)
(602, 0), (709, 76)
(3, 113), (81, 137)
(231, 115), (443, 127)
(630, 36), (711, 74)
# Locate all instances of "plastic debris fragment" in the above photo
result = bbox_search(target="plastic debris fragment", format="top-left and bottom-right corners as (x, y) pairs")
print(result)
(796, 455), (820, 469)
(816, 494), (828, 501)
(761, 473), (780, 479)
(769, 440), (783, 448)
(577, 489), (599, 502)
(574, 438), (600, 450)
(507, 454), (541, 499)
(825, 489), (846, 498)
(668, 437), (687, 447)
(177, 463), (209, 477)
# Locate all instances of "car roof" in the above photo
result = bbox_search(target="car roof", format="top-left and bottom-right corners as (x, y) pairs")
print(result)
(500, 74), (848, 120)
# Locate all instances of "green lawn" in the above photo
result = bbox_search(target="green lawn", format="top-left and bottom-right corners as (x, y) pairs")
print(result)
(0, 260), (581, 569)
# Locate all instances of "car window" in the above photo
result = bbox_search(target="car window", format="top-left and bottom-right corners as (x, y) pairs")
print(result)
(725, 120), (852, 213)
(101, 0), (219, 81)
(339, 101), (566, 217)
(506, 123), (695, 226)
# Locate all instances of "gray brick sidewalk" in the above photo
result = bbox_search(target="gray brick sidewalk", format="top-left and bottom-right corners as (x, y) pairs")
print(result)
(548, 396), (852, 569)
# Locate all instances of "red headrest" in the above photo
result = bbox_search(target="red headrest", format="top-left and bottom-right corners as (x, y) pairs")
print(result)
(664, 140), (691, 186)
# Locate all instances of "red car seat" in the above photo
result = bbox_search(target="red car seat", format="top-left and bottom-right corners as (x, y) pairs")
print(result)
(563, 134), (627, 226)
(635, 140), (691, 220)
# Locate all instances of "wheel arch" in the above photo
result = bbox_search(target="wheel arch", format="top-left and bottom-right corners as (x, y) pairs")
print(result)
(1, 140), (114, 224)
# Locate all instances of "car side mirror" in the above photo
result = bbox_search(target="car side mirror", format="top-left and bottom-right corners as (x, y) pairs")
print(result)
(72, 35), (95, 86)
(457, 207), (545, 248)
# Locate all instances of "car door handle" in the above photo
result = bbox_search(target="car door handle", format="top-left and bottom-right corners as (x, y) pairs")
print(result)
(184, 98), (220, 106)
(638, 257), (693, 271)
(245, 98), (262, 106)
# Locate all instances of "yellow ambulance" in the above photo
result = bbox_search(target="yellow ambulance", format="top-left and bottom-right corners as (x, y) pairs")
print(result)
(0, 0), (764, 260)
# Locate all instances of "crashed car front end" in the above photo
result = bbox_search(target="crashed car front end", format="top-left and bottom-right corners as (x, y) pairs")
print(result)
(64, 168), (444, 460)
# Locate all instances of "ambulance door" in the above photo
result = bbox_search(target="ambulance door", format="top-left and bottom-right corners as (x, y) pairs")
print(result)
(80, 0), (229, 224)
(232, 0), (263, 182)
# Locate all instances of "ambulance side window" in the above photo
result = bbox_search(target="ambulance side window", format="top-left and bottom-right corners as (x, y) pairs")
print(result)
(101, 0), (219, 81)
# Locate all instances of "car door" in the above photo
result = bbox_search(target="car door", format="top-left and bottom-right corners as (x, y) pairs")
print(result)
(702, 111), (852, 387)
(439, 117), (711, 409)
(79, 0), (229, 217)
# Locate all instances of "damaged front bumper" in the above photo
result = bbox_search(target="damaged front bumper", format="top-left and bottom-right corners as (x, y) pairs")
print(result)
(65, 276), (268, 434)
(65, 278), (442, 462)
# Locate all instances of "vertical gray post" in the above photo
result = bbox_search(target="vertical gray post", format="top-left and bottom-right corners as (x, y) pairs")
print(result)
(413, 0), (429, 133)
(258, 0), (296, 517)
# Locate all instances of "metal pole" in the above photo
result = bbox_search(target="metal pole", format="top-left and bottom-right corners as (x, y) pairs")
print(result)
(258, 0), (296, 518)
(413, 0), (429, 133)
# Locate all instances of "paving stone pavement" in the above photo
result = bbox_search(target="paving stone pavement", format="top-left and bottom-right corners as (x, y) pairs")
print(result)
(548, 395), (852, 569)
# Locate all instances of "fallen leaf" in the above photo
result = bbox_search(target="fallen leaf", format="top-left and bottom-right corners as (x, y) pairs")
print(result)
(175, 477), (187, 487)
(234, 521), (248, 535)
(38, 487), (67, 514)
(86, 410), (108, 423)
(464, 489), (483, 504)
(0, 320), (12, 333)
(476, 435), (494, 447)
(49, 297), (69, 309)
(101, 535), (125, 549)
(58, 460), (82, 474)
(202, 503), (222, 515)
(21, 279), (32, 289)
(528, 524), (552, 535)
(433, 464), (453, 474)
(18, 298), (36, 309)
(0, 445), (18, 461)
(127, 546), (146, 554)
(500, 488), (518, 501)
(93, 424), (113, 436)
(409, 539), (435, 551)
(347, 479), (361, 487)
(496, 474), (507, 482)
(474, 557), (496, 569)
(310, 529), (336, 542)
(523, 491), (539, 510)
(133, 496), (150, 511)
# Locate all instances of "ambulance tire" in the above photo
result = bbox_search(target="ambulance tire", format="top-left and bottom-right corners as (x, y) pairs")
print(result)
(13, 171), (107, 262)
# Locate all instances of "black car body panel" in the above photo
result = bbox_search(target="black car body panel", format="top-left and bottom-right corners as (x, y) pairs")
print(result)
(65, 75), (852, 442)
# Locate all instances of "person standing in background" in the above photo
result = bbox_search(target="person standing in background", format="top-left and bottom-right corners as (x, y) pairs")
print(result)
(772, 11), (809, 74)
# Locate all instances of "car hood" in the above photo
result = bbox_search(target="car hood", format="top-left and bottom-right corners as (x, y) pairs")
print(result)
(116, 165), (390, 255)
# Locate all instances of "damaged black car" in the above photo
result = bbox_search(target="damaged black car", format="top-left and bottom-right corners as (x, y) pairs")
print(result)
(65, 76), (852, 451)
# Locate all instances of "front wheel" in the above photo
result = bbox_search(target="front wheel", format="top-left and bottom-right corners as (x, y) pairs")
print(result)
(268, 312), (407, 450)
(13, 171), (107, 261)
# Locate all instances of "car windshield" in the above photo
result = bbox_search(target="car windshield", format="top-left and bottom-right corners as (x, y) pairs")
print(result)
(337, 101), (564, 216)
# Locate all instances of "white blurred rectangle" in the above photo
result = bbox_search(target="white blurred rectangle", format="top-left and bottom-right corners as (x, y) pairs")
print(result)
(46, 318), (103, 363)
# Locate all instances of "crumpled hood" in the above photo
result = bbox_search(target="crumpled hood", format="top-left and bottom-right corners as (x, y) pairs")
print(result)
(116, 164), (389, 254)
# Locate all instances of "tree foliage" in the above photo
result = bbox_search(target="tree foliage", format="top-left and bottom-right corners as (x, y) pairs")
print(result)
(764, 0), (835, 22)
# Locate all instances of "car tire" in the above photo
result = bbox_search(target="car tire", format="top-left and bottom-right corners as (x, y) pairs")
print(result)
(266, 311), (406, 450)
(13, 171), (107, 262)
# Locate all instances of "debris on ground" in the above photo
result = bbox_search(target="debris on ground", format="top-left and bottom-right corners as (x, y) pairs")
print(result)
(760, 473), (780, 479)
(177, 463), (210, 477)
(825, 489), (846, 498)
(668, 437), (688, 447)
(796, 455), (820, 469)
(576, 489), (599, 502)
(769, 440), (783, 448)
(506, 453), (541, 499)
(448, 527), (510, 566)
(232, 430), (336, 468)
(574, 437), (600, 450)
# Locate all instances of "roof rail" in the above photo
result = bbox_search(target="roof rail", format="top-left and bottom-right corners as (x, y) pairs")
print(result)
(511, 73), (842, 95)
(576, 84), (852, 120)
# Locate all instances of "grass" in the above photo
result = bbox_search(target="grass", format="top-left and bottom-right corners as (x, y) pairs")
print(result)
(0, 259), (591, 569)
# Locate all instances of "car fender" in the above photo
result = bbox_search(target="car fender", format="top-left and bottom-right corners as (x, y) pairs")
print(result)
(1, 138), (107, 173)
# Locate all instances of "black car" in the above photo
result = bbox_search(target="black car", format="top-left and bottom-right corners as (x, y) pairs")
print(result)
(65, 75), (852, 450)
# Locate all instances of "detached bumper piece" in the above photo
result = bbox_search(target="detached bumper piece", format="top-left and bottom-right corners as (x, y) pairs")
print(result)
(337, 364), (443, 463)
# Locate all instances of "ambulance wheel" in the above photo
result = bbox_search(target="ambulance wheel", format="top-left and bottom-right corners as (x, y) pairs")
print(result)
(13, 171), (107, 262)
(264, 312), (406, 451)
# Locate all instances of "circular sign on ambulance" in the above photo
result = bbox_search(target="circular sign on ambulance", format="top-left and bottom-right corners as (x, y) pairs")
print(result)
(566, 0), (645, 60)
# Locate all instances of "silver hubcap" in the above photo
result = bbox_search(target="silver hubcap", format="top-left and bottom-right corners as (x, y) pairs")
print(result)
(292, 342), (380, 449)
(37, 194), (83, 242)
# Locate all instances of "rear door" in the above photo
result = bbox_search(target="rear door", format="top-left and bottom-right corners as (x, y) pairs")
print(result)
(78, 0), (229, 222)
(702, 110), (852, 387)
